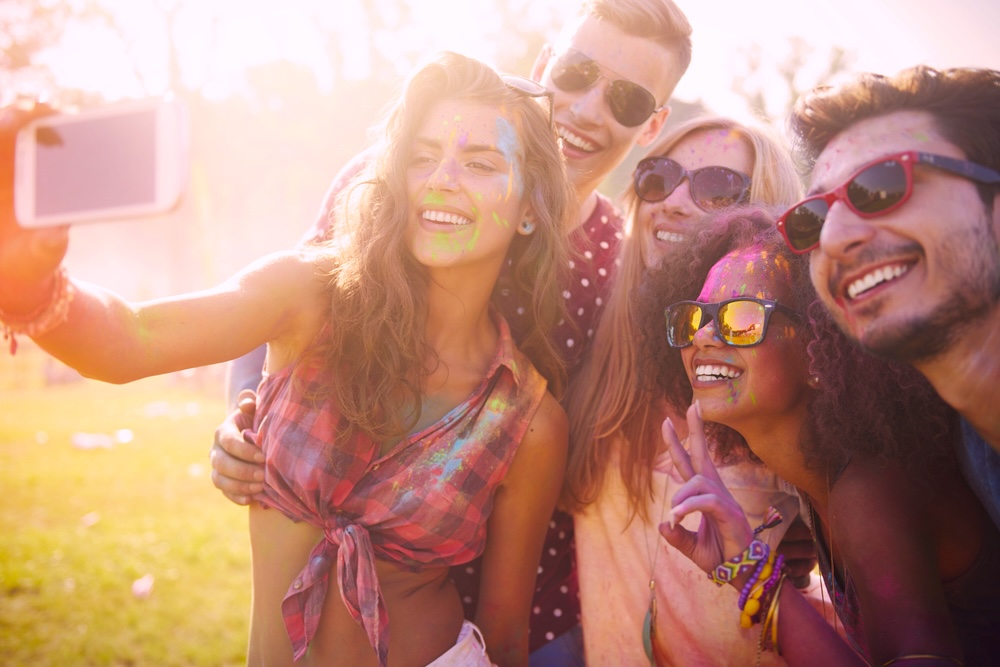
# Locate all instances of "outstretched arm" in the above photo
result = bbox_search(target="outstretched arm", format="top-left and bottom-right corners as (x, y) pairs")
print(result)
(476, 393), (568, 667)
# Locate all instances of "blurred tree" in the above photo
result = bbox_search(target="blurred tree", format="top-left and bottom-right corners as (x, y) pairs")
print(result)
(731, 36), (853, 124)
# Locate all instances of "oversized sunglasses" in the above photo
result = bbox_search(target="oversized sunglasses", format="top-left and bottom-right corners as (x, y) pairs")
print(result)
(777, 151), (1000, 253)
(634, 156), (751, 211)
(501, 74), (554, 127)
(549, 47), (664, 127)
(664, 298), (799, 348)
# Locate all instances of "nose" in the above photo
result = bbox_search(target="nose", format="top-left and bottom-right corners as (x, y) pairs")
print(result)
(657, 178), (699, 222)
(817, 199), (877, 260)
(568, 77), (609, 127)
(427, 158), (459, 192)
(691, 317), (724, 349)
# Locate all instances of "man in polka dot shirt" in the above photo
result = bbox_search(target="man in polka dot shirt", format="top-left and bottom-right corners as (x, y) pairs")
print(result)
(210, 1), (693, 664)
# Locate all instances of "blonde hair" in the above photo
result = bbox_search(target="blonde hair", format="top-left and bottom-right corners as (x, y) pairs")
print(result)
(580, 0), (693, 96)
(321, 52), (574, 443)
(563, 115), (802, 518)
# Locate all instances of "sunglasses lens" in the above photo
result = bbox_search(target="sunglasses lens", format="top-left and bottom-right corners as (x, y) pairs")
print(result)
(690, 168), (748, 210)
(607, 80), (656, 127)
(782, 198), (829, 252)
(550, 53), (599, 92)
(635, 158), (683, 202)
(665, 303), (703, 347)
(718, 300), (767, 346)
(848, 159), (907, 214)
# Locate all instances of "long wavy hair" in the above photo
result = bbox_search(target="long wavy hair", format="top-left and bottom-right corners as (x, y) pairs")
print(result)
(563, 116), (803, 516)
(316, 52), (574, 444)
(635, 208), (958, 480)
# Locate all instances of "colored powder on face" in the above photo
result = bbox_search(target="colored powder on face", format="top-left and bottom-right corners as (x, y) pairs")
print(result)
(494, 116), (524, 198)
(492, 211), (510, 228)
(464, 227), (481, 251)
(424, 192), (446, 206)
(750, 392), (757, 406)
(913, 131), (930, 142)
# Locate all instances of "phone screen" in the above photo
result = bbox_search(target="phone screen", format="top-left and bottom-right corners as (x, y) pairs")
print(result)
(33, 109), (158, 217)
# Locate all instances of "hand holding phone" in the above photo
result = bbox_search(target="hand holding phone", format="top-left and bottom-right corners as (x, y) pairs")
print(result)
(13, 98), (188, 228)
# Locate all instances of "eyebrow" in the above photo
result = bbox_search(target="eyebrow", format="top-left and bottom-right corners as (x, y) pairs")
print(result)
(414, 136), (507, 159)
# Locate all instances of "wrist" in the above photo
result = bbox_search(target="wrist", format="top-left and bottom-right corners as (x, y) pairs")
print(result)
(0, 266), (75, 353)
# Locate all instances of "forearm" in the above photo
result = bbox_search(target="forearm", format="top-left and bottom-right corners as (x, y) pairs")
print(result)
(2, 271), (154, 382)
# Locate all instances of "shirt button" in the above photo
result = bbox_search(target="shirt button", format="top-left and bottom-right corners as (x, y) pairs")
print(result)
(293, 579), (303, 590)
(371, 463), (380, 471)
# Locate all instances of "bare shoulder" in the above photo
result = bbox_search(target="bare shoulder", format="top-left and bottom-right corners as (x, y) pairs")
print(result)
(827, 458), (929, 566)
(505, 392), (568, 488)
(523, 392), (569, 453)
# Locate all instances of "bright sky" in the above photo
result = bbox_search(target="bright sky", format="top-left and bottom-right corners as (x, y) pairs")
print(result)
(27, 0), (1000, 123)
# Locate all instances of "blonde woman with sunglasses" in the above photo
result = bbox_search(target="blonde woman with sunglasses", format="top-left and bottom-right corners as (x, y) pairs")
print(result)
(564, 116), (832, 665)
(639, 209), (1000, 666)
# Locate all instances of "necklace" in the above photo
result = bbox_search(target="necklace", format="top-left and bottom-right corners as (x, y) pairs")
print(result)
(641, 460), (672, 666)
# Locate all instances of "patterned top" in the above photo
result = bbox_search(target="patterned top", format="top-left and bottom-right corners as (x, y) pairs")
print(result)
(303, 152), (625, 650)
(248, 315), (548, 665)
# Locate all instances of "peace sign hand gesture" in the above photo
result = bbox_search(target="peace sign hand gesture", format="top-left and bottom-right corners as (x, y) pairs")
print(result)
(658, 401), (754, 575)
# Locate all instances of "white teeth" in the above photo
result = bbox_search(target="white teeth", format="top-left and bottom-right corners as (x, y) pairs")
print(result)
(558, 126), (597, 152)
(846, 264), (909, 300)
(694, 364), (742, 382)
(422, 210), (472, 226)
(656, 230), (685, 243)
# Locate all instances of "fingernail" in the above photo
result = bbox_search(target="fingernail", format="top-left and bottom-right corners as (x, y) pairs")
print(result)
(253, 470), (264, 482)
(695, 400), (702, 419)
(665, 417), (675, 433)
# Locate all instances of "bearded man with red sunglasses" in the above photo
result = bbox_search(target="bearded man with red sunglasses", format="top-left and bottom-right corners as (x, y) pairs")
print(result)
(784, 66), (1000, 534)
(210, 1), (694, 664)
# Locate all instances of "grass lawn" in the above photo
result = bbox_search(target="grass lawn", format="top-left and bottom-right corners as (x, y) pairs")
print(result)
(0, 347), (251, 666)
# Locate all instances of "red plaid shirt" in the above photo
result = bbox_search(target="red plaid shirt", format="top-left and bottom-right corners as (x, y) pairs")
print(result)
(248, 316), (547, 665)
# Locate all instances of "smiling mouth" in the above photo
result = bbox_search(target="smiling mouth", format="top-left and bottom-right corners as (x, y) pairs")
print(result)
(422, 210), (472, 226)
(656, 229), (685, 244)
(845, 263), (911, 300)
(694, 364), (742, 382)
(557, 125), (597, 153)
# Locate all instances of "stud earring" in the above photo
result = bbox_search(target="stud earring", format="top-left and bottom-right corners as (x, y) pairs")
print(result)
(807, 374), (820, 389)
(518, 220), (536, 235)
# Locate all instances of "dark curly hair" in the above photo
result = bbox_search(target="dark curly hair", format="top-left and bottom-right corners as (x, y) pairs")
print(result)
(635, 206), (959, 480)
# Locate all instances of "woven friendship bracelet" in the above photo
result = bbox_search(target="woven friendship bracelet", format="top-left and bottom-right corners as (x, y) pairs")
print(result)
(0, 267), (75, 355)
(709, 539), (769, 587)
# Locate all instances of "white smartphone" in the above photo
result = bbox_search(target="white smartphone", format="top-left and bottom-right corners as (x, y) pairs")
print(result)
(14, 98), (189, 227)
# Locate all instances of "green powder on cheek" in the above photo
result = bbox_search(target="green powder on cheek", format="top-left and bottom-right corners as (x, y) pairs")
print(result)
(464, 228), (480, 251)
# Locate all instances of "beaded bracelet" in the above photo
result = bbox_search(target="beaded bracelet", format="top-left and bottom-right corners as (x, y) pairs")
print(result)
(708, 539), (769, 587)
(0, 267), (75, 355)
(739, 551), (777, 628)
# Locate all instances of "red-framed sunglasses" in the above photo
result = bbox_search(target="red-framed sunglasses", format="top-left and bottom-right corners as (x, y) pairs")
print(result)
(777, 151), (1000, 253)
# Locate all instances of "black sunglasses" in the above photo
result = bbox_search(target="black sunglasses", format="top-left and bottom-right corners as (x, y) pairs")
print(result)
(634, 156), (751, 211)
(664, 298), (799, 348)
(777, 151), (1000, 253)
(548, 48), (664, 127)
(501, 74), (554, 128)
